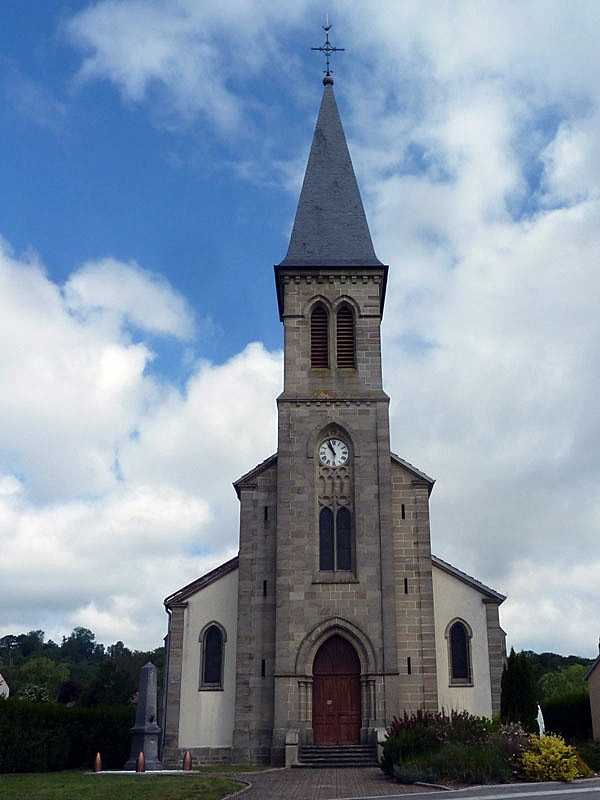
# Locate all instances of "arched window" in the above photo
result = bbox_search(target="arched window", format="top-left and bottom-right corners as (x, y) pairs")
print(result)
(311, 304), (329, 368)
(447, 620), (472, 685)
(199, 623), (226, 689)
(319, 507), (334, 570)
(319, 505), (353, 572)
(336, 304), (355, 368)
(336, 507), (352, 570)
(316, 429), (354, 577)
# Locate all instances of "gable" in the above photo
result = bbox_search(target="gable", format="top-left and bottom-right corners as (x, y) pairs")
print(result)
(164, 555), (239, 608)
(233, 453), (277, 499)
(391, 452), (435, 495)
(432, 555), (506, 604)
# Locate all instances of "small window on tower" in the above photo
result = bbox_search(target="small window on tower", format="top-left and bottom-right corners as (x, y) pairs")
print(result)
(336, 304), (355, 368)
(311, 304), (329, 368)
(319, 507), (335, 570)
(336, 507), (352, 570)
(319, 505), (353, 572)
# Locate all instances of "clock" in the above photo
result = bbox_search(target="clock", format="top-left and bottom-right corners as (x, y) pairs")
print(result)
(319, 438), (349, 467)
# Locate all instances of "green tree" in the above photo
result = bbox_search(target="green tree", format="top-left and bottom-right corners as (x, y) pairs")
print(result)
(18, 657), (69, 700)
(537, 664), (588, 702)
(523, 651), (592, 685)
(57, 678), (82, 705)
(0, 635), (21, 666)
(107, 640), (130, 659)
(501, 648), (538, 732)
(42, 638), (61, 659)
(60, 627), (97, 662)
(18, 629), (45, 658)
(81, 660), (137, 706)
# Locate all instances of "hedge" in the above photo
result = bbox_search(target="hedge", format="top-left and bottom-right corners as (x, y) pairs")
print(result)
(541, 691), (592, 741)
(0, 700), (135, 772)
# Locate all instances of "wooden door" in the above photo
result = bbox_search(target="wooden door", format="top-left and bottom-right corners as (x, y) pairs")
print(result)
(312, 635), (361, 745)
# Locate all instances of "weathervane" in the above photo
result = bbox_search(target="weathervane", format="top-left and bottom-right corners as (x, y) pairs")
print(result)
(311, 17), (345, 77)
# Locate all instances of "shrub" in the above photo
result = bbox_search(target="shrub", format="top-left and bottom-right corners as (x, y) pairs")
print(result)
(17, 684), (51, 703)
(573, 752), (594, 778)
(381, 710), (444, 775)
(488, 722), (531, 780)
(393, 762), (436, 784)
(427, 742), (512, 785)
(576, 739), (600, 772)
(443, 710), (492, 746)
(381, 710), (520, 784)
(521, 734), (580, 782)
(381, 735), (405, 777)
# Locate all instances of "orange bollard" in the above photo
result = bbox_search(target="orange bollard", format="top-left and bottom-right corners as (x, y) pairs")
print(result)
(135, 751), (146, 773)
(182, 750), (192, 771)
(93, 752), (102, 772)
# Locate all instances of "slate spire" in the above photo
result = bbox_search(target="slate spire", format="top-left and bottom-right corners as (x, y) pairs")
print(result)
(279, 77), (382, 267)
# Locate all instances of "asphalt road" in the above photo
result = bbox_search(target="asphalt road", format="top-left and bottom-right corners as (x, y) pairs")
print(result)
(373, 779), (600, 800)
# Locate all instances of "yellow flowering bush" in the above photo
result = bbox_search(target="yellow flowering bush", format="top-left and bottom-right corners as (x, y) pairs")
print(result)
(521, 734), (580, 782)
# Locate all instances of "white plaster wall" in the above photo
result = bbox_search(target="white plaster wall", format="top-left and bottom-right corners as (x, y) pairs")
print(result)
(178, 568), (239, 748)
(432, 565), (492, 718)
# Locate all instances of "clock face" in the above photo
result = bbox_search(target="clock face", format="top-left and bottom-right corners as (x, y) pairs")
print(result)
(319, 438), (349, 467)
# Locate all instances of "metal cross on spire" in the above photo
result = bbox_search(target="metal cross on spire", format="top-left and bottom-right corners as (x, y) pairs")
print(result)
(311, 18), (345, 77)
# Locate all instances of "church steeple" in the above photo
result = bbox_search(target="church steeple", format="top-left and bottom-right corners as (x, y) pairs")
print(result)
(279, 79), (382, 269)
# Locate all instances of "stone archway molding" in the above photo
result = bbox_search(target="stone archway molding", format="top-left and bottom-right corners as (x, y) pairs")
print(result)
(306, 421), (362, 460)
(295, 616), (379, 676)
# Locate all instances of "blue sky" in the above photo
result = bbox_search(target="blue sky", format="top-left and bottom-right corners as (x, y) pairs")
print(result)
(1, 1), (599, 657)
(0, 0), (306, 372)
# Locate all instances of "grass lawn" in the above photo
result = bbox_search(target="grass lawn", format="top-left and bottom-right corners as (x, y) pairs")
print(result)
(0, 770), (244, 800)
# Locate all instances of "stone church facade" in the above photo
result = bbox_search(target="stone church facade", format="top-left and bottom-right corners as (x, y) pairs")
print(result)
(161, 75), (506, 767)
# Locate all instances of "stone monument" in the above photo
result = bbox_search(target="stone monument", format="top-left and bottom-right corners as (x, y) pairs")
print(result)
(124, 661), (162, 770)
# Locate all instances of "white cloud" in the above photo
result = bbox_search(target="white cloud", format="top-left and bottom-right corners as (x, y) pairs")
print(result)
(542, 111), (600, 206)
(0, 243), (172, 500)
(66, 0), (312, 131)
(502, 561), (600, 655)
(0, 477), (214, 649)
(64, 257), (195, 340)
(357, 2), (600, 656)
(0, 241), (280, 649)
(3, 1), (600, 657)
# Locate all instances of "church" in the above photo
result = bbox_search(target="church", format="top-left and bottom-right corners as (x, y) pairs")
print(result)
(161, 68), (506, 767)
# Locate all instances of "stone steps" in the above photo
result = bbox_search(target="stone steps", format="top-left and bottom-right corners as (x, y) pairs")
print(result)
(296, 744), (378, 768)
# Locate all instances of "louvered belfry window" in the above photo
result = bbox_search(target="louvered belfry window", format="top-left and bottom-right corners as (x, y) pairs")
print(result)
(336, 305), (355, 368)
(311, 304), (329, 368)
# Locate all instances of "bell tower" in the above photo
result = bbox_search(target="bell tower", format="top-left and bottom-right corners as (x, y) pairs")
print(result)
(232, 70), (438, 767)
(269, 72), (437, 761)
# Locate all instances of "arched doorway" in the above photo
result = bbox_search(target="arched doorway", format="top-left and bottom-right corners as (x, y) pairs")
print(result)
(312, 635), (361, 745)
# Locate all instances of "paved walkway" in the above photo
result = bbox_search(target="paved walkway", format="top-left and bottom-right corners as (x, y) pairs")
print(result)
(224, 767), (436, 800)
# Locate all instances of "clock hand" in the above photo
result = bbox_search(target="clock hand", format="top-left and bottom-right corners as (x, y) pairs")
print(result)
(328, 440), (336, 456)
